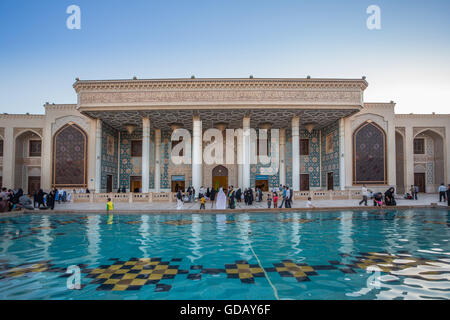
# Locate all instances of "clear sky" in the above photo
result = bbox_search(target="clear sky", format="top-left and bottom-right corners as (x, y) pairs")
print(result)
(0, 0), (449, 114)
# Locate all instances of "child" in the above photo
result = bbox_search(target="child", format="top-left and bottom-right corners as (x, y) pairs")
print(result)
(200, 195), (206, 210)
(273, 192), (278, 208)
(306, 197), (314, 208)
(267, 194), (272, 208)
(106, 198), (114, 224)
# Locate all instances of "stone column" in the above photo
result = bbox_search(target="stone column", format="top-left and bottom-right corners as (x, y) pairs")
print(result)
(387, 119), (397, 187)
(154, 129), (161, 192)
(192, 116), (203, 196)
(292, 116), (300, 191)
(142, 117), (150, 193)
(242, 116), (251, 189)
(237, 130), (243, 188)
(339, 118), (346, 190)
(279, 128), (286, 186)
(95, 119), (102, 193)
(405, 126), (415, 189)
(3, 127), (15, 189)
(446, 124), (450, 183)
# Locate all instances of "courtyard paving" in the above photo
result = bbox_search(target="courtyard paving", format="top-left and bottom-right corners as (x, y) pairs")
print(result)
(35, 193), (449, 213)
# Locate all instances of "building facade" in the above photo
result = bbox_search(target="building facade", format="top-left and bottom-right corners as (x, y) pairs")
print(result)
(0, 77), (449, 196)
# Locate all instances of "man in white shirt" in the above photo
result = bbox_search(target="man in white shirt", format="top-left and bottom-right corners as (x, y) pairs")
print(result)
(438, 183), (447, 202)
(359, 185), (368, 206)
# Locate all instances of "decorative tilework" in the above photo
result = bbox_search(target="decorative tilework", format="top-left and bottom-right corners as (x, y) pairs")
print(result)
(101, 122), (118, 191)
(321, 121), (340, 189)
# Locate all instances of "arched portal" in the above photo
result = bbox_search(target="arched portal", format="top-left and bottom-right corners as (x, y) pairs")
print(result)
(353, 121), (387, 185)
(52, 123), (88, 187)
(14, 130), (42, 194)
(212, 165), (228, 191)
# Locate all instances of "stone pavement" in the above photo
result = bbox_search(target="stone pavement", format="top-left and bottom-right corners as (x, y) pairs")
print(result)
(44, 193), (449, 212)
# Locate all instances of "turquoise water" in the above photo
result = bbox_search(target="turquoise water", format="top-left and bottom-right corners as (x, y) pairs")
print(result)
(0, 209), (449, 300)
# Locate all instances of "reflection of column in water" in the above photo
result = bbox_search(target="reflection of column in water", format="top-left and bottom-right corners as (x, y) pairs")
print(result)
(338, 211), (353, 256)
(86, 215), (101, 265)
(401, 209), (416, 251)
(1, 221), (14, 260)
(38, 216), (53, 261)
(291, 213), (302, 256)
(237, 214), (252, 261)
(216, 214), (227, 234)
(138, 215), (151, 258)
(187, 214), (202, 263)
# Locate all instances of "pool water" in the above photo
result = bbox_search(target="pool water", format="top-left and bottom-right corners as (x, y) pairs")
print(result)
(0, 209), (449, 300)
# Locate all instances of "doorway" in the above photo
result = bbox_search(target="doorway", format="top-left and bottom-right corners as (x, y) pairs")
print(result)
(130, 176), (142, 193)
(106, 175), (113, 193)
(171, 176), (185, 192)
(327, 172), (334, 190)
(300, 174), (310, 191)
(28, 176), (40, 195)
(255, 179), (269, 192)
(212, 165), (228, 191)
(414, 173), (426, 193)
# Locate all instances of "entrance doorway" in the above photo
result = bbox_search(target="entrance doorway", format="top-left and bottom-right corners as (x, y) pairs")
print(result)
(327, 172), (334, 190)
(212, 165), (228, 191)
(255, 177), (269, 192)
(130, 176), (142, 193)
(300, 174), (310, 191)
(171, 176), (185, 192)
(414, 173), (426, 193)
(106, 175), (113, 193)
(28, 176), (40, 195)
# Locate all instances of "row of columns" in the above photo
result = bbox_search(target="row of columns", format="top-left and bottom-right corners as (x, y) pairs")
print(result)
(93, 114), (344, 193)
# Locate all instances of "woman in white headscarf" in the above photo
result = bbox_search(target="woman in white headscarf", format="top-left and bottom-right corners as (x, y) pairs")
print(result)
(215, 187), (227, 210)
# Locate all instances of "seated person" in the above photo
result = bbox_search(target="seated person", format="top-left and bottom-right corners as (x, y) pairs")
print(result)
(18, 195), (35, 210)
(384, 187), (397, 206)
(373, 192), (383, 206)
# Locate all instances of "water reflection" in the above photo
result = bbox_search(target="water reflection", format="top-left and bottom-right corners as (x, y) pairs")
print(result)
(290, 213), (302, 256)
(237, 214), (252, 261)
(86, 215), (101, 265)
(138, 215), (150, 258)
(338, 211), (353, 256)
(187, 214), (202, 263)
(37, 216), (53, 261)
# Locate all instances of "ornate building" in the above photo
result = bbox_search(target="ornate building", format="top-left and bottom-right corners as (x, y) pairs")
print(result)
(0, 77), (449, 196)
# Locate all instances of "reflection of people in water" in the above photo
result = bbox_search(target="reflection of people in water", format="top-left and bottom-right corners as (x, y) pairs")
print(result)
(106, 198), (114, 224)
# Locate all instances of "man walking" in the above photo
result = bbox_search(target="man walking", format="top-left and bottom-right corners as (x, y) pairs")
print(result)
(447, 184), (450, 207)
(359, 184), (369, 206)
(438, 183), (447, 202)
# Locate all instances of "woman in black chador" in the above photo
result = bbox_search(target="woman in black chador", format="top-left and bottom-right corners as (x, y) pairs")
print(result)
(228, 186), (236, 209)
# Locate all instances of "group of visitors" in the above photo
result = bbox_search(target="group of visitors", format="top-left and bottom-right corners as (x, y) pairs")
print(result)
(266, 185), (294, 208)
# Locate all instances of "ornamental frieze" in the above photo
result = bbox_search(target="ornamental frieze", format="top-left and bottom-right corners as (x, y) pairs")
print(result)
(79, 89), (362, 106)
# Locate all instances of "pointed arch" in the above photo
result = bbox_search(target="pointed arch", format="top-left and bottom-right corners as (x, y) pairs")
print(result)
(52, 123), (88, 187)
(353, 121), (387, 185)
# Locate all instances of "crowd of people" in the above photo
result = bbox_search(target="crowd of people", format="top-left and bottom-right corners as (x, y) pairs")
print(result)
(359, 183), (450, 207)
(174, 185), (297, 210)
(0, 187), (91, 212)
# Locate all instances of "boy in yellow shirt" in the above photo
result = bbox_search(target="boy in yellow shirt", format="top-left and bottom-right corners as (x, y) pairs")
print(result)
(199, 196), (206, 210)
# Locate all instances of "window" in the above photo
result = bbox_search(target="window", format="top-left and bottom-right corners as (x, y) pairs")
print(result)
(0, 140), (3, 157)
(326, 134), (333, 154)
(300, 139), (309, 156)
(131, 140), (142, 157)
(29, 140), (41, 157)
(414, 138), (425, 154)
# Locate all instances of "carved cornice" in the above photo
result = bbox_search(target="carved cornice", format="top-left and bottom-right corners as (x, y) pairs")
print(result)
(74, 78), (369, 93)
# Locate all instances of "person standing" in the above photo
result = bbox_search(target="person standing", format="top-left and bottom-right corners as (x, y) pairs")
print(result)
(438, 183), (447, 202)
(176, 189), (183, 210)
(410, 185), (416, 200)
(414, 185), (419, 200)
(199, 195), (206, 210)
(359, 184), (369, 206)
(279, 186), (286, 208)
(210, 187), (216, 208)
(446, 184), (450, 207)
(285, 186), (291, 208)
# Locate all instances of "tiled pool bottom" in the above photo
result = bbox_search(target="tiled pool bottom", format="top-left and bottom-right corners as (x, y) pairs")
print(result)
(0, 209), (449, 300)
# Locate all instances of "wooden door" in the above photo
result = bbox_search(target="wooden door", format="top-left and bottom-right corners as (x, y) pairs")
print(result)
(300, 174), (310, 191)
(414, 173), (426, 193)
(28, 176), (41, 195)
(212, 176), (228, 191)
(327, 172), (334, 190)
(255, 180), (269, 192)
(130, 176), (142, 193)
(106, 175), (113, 193)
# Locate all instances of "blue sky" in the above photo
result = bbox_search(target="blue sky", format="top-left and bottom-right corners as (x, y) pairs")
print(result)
(0, 0), (449, 114)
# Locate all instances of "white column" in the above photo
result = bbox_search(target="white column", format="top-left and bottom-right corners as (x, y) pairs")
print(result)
(339, 118), (346, 190)
(41, 124), (52, 191)
(192, 116), (203, 196)
(446, 124), (450, 183)
(237, 130), (243, 188)
(279, 128), (286, 186)
(142, 117), (150, 193)
(242, 116), (251, 189)
(94, 119), (102, 193)
(3, 127), (15, 189)
(387, 119), (397, 187)
(405, 126), (415, 189)
(292, 116), (300, 191)
(154, 129), (161, 192)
